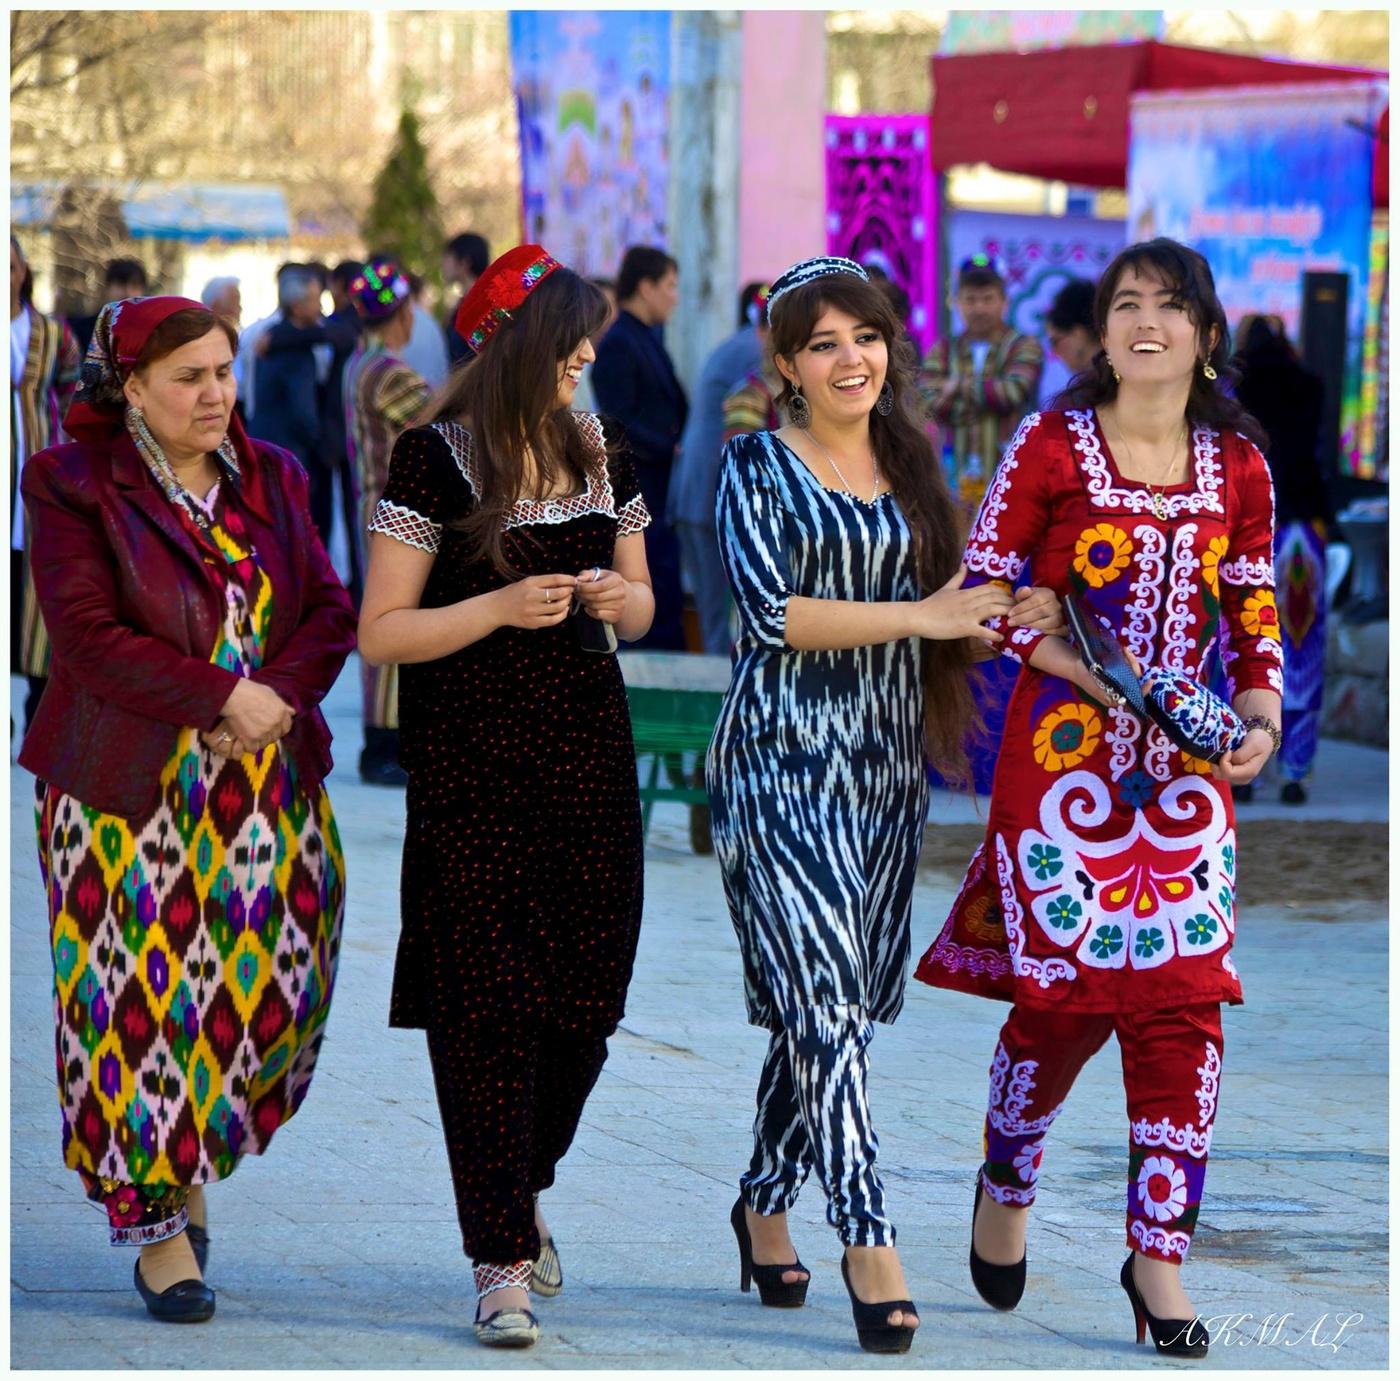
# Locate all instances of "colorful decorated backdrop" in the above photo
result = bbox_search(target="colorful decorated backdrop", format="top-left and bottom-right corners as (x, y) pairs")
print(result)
(1129, 81), (1388, 478)
(509, 11), (670, 277)
(824, 115), (938, 355)
(946, 209), (1126, 404)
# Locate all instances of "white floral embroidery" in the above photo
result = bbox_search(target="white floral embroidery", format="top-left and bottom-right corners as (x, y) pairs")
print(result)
(987, 1048), (1061, 1138)
(1196, 1042), (1221, 1128)
(1013, 1141), (1046, 1186)
(1219, 552), (1275, 586)
(968, 411), (1041, 550)
(1137, 1155), (1189, 1222)
(1017, 771), (1235, 966)
(1131, 1114), (1213, 1159)
(1160, 523), (1201, 674)
(983, 1178), (1037, 1207)
(965, 541), (1026, 581)
(1067, 410), (1224, 518)
(1123, 525), (1165, 662)
(1130, 1220), (1192, 1261)
(996, 832), (1077, 990)
(1144, 725), (1176, 783)
(368, 498), (441, 553)
(1266, 664), (1284, 693)
(1107, 704), (1143, 782)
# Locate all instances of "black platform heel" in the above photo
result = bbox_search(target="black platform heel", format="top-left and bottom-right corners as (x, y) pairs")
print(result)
(840, 1254), (917, 1354)
(133, 1258), (216, 1323)
(729, 1196), (810, 1308)
(1120, 1253), (1210, 1358)
(969, 1172), (1026, 1310)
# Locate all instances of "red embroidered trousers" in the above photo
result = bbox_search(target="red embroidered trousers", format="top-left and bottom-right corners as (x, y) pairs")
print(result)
(980, 1003), (1222, 1263)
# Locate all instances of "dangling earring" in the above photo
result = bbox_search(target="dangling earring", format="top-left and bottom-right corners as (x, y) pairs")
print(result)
(1107, 358), (1121, 384)
(875, 380), (894, 417)
(788, 384), (811, 428)
(1201, 359), (1218, 381)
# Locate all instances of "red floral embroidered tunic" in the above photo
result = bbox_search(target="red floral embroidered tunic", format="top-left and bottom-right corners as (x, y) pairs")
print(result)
(916, 409), (1282, 1014)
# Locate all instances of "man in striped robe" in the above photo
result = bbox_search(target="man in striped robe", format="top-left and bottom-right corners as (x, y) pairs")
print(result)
(343, 259), (432, 785)
(919, 254), (1044, 515)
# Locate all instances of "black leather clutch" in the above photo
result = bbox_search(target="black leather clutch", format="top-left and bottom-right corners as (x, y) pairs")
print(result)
(1064, 591), (1148, 716)
(1064, 591), (1247, 763)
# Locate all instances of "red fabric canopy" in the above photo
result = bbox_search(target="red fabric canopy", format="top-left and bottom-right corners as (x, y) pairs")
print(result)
(931, 40), (1386, 200)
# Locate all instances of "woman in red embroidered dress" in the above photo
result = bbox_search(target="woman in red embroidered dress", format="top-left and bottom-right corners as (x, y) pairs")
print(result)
(914, 240), (1283, 1358)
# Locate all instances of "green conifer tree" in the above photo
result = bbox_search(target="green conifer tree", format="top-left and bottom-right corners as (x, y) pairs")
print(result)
(361, 108), (444, 285)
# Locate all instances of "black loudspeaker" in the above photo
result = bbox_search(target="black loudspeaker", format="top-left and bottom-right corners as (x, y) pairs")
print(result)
(1298, 270), (1349, 479)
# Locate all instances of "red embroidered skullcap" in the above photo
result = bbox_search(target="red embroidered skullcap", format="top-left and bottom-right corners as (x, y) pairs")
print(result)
(453, 244), (562, 355)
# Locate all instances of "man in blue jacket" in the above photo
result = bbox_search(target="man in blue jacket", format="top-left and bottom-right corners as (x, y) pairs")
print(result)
(669, 281), (768, 654)
(592, 246), (689, 650)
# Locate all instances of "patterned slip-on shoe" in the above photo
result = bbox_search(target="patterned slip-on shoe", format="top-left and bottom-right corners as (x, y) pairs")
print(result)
(473, 1306), (540, 1348)
(531, 1237), (563, 1297)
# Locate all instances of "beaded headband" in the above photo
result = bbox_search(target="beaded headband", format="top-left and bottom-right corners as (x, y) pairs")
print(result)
(454, 244), (562, 355)
(766, 256), (869, 316)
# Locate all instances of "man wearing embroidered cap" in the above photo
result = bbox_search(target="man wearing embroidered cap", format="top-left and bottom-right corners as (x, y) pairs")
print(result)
(358, 245), (656, 1348)
(343, 258), (431, 785)
(920, 253), (1044, 512)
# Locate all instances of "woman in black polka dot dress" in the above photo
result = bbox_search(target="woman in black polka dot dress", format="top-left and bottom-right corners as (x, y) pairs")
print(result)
(358, 246), (654, 1348)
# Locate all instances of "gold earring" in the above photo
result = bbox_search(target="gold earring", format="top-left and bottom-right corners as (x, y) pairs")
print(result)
(1202, 360), (1218, 381)
(1107, 358), (1121, 383)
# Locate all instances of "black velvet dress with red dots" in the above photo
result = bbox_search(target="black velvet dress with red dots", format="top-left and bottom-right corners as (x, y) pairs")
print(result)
(368, 414), (649, 1264)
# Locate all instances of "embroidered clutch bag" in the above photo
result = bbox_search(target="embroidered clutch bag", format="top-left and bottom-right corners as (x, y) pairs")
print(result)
(1064, 592), (1246, 764)
(1138, 669), (1248, 764)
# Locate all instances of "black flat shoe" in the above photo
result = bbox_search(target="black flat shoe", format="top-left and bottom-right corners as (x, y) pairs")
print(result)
(840, 1254), (917, 1354)
(1281, 780), (1307, 805)
(187, 1224), (209, 1276)
(133, 1259), (216, 1323)
(1120, 1253), (1210, 1358)
(969, 1172), (1026, 1311)
(729, 1196), (809, 1307)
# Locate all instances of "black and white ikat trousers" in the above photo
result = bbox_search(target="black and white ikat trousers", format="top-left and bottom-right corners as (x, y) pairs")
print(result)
(740, 1003), (895, 1247)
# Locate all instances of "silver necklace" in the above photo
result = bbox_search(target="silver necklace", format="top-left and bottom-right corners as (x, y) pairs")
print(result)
(805, 429), (882, 503)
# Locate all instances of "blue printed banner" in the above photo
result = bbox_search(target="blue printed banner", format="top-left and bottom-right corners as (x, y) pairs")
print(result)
(509, 11), (670, 277)
(1129, 81), (1387, 477)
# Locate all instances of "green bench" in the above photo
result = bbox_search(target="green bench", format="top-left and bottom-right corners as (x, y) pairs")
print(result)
(618, 652), (732, 849)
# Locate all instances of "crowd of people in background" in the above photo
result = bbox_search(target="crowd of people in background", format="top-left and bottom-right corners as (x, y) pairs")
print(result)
(12, 231), (1338, 800)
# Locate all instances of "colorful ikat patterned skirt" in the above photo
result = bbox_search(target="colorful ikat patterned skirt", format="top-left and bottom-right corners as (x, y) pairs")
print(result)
(37, 734), (344, 1243)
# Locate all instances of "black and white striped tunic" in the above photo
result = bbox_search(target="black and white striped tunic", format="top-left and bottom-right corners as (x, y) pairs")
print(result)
(705, 430), (928, 1031)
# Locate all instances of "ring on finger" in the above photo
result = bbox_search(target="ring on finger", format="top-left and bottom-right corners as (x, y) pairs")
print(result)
(545, 589), (554, 604)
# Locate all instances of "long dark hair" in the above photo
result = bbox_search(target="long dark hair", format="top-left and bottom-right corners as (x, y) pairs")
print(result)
(1053, 238), (1267, 449)
(768, 272), (976, 783)
(429, 268), (610, 576)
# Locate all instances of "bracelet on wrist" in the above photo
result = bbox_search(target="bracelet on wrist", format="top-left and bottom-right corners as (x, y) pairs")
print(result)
(1240, 714), (1281, 755)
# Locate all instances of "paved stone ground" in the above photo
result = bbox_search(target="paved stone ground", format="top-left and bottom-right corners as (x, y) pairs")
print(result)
(9, 664), (1388, 1369)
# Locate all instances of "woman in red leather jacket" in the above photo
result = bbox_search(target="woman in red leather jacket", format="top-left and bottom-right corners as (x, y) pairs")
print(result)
(20, 296), (355, 1323)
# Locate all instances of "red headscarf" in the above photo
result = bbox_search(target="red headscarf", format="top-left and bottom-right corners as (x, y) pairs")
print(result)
(63, 295), (255, 468)
(453, 245), (562, 356)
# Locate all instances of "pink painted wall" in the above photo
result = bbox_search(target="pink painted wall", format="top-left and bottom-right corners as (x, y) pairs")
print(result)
(738, 11), (828, 286)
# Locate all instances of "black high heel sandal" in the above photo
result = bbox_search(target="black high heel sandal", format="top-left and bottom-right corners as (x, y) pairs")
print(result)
(1120, 1252), (1210, 1358)
(840, 1254), (917, 1354)
(729, 1196), (809, 1308)
(969, 1172), (1026, 1310)
(133, 1258), (216, 1323)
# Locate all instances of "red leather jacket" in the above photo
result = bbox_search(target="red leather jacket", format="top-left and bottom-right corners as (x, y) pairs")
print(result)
(19, 432), (356, 817)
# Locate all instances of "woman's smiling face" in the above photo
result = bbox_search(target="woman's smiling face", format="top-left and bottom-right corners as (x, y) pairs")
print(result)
(1101, 263), (1209, 387)
(777, 305), (889, 426)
